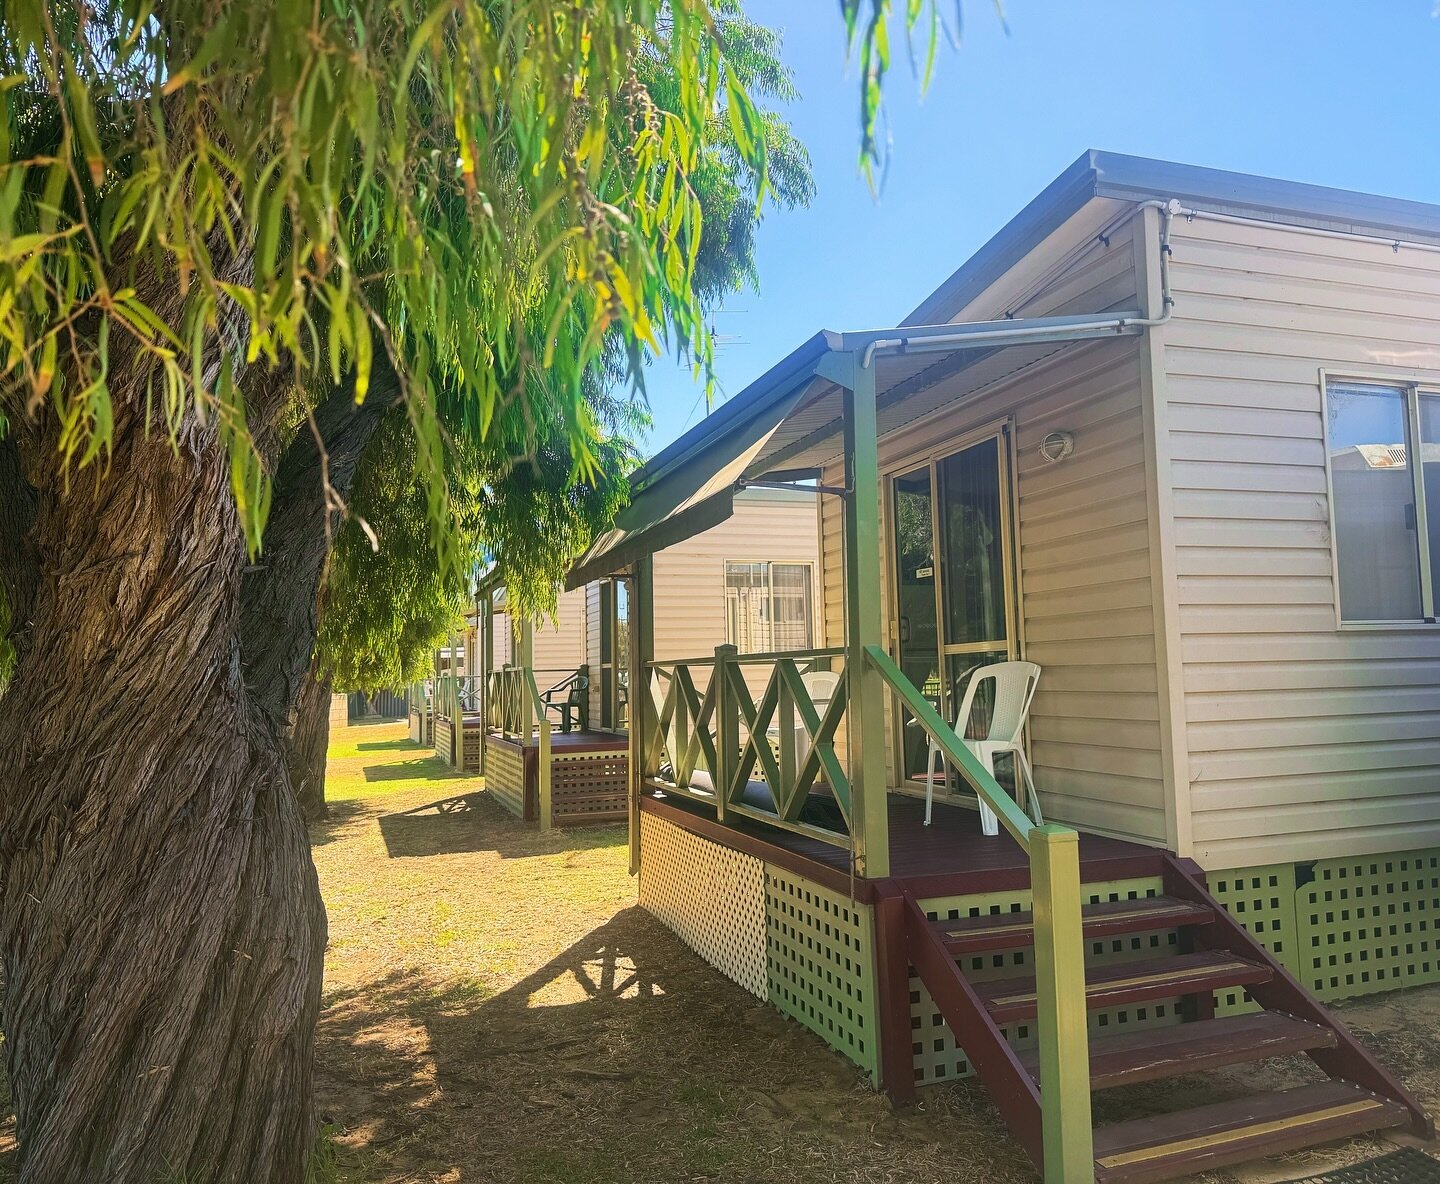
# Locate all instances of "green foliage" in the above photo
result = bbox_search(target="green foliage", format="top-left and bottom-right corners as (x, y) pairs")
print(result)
(316, 1), (813, 680)
(317, 414), (476, 695)
(0, 0), (772, 565)
(841, 0), (1005, 185)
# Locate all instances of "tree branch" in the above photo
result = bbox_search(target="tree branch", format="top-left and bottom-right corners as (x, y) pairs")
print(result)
(239, 357), (400, 730)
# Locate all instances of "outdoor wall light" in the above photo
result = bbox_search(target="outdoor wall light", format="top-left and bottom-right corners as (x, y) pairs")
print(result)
(1039, 430), (1075, 464)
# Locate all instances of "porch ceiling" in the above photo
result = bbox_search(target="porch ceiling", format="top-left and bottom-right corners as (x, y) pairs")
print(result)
(565, 310), (1144, 588)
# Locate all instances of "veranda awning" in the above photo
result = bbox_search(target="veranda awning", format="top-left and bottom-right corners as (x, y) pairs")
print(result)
(565, 310), (1147, 590)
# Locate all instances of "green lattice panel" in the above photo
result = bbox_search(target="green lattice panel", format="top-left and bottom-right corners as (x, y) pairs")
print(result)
(910, 876), (1178, 1085)
(1299, 850), (1440, 1002)
(765, 868), (879, 1080)
(1207, 864), (1299, 1014)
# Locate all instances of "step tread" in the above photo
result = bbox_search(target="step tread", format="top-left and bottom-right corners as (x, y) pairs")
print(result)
(1018, 1012), (1337, 1089)
(931, 896), (1213, 954)
(976, 950), (1272, 1023)
(1093, 1080), (1409, 1184)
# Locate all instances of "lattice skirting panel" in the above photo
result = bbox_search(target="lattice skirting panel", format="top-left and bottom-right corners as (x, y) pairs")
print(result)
(460, 721), (482, 771)
(433, 717), (454, 764)
(1298, 850), (1440, 1002)
(910, 876), (1173, 1085)
(486, 740), (527, 820)
(766, 868), (880, 1080)
(552, 750), (628, 824)
(1209, 850), (1440, 1007)
(638, 813), (769, 998)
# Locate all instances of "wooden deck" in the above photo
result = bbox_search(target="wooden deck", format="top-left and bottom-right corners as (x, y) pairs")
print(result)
(481, 726), (627, 755)
(640, 790), (1164, 902)
(487, 729), (629, 825)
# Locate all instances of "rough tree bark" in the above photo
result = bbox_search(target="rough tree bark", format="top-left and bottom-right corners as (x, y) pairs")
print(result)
(0, 331), (393, 1182)
(289, 656), (335, 822)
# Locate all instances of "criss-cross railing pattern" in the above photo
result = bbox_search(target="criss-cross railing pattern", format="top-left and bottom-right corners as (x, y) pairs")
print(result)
(644, 646), (851, 848)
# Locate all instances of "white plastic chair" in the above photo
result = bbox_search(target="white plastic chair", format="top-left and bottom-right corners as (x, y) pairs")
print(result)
(924, 660), (1042, 835)
(769, 670), (840, 779)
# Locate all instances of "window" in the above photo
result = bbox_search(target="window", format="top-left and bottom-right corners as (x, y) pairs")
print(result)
(598, 579), (629, 730)
(1326, 380), (1440, 623)
(724, 561), (814, 652)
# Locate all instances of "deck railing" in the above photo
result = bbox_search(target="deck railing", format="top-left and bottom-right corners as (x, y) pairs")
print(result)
(486, 665), (554, 829)
(643, 646), (852, 849)
(862, 644), (1093, 1182)
(433, 675), (481, 720)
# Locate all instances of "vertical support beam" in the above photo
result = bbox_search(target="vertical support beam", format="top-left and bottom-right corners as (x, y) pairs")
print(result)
(479, 590), (493, 774)
(628, 558), (654, 876)
(712, 644), (738, 824)
(1031, 825), (1095, 1184)
(871, 882), (916, 1102)
(536, 689), (553, 832)
(448, 631), (461, 766)
(518, 616), (534, 739)
(838, 351), (890, 879)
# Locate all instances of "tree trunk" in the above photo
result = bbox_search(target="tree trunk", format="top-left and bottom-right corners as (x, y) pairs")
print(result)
(0, 423), (326, 1184)
(290, 657), (334, 822)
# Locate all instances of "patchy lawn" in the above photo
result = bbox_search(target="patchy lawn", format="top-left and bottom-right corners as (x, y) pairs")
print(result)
(3, 719), (1440, 1183)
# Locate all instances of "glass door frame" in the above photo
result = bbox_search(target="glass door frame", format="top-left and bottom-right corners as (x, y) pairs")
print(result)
(881, 417), (1023, 797)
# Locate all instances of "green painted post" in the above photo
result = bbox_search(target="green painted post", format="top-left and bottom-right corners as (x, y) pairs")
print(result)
(478, 590), (492, 775)
(1031, 824), (1095, 1184)
(518, 616), (534, 740)
(628, 559), (655, 876)
(713, 644), (738, 823)
(839, 352), (890, 879)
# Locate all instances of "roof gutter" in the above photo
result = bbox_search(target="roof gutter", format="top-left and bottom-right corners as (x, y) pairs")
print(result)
(856, 199), (1181, 369)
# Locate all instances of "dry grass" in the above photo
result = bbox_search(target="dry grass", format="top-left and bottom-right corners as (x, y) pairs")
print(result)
(3, 719), (1440, 1183)
(314, 720), (1035, 1184)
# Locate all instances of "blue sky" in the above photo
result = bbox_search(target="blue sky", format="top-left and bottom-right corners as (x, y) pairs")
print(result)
(639, 0), (1440, 452)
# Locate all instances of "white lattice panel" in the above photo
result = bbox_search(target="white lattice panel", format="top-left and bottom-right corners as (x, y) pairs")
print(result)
(638, 813), (768, 998)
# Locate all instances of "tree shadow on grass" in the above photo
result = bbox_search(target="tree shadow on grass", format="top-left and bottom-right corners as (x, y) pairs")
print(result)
(355, 738), (426, 753)
(316, 907), (1021, 1184)
(362, 758), (468, 783)
(375, 794), (625, 860)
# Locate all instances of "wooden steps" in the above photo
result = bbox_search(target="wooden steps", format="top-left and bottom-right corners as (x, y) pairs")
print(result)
(932, 895), (1212, 956)
(927, 893), (1209, 962)
(1019, 1012), (1337, 1089)
(894, 853), (1433, 1183)
(1092, 1080), (1410, 1184)
(976, 949), (1272, 1024)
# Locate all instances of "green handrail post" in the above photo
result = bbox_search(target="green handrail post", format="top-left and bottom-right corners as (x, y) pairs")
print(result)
(713, 644), (737, 823)
(836, 349), (890, 879)
(1031, 824), (1095, 1184)
(529, 669), (553, 831)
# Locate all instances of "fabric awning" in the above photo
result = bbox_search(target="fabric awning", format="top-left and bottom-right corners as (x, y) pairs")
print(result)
(565, 366), (817, 589)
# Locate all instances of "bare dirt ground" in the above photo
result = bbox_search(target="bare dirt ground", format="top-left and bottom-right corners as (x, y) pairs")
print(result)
(2, 720), (1439, 1183)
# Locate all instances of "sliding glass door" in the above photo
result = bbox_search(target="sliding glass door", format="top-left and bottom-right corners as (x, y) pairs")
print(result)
(889, 431), (1016, 787)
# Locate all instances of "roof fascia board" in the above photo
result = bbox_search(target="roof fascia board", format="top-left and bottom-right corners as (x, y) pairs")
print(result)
(1090, 150), (1440, 245)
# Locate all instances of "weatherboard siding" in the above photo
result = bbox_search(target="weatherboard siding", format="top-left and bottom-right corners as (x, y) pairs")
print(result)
(1162, 214), (1440, 867)
(821, 228), (1169, 844)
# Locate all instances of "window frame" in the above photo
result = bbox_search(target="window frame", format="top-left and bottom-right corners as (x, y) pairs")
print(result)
(597, 578), (629, 732)
(1320, 368), (1440, 629)
(722, 558), (816, 654)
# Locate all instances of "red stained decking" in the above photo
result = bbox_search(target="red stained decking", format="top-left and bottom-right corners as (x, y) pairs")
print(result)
(477, 726), (628, 755)
(640, 790), (1164, 902)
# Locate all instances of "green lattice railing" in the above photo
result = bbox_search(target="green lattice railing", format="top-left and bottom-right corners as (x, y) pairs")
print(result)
(643, 646), (852, 848)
